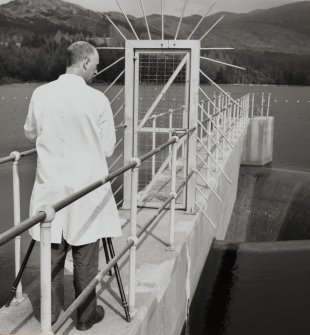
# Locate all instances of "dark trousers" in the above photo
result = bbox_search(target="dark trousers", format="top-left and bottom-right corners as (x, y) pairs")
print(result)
(51, 238), (99, 324)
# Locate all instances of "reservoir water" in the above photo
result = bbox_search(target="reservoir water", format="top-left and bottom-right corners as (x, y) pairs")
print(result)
(183, 165), (310, 335)
(186, 240), (310, 335)
(1, 83), (310, 334)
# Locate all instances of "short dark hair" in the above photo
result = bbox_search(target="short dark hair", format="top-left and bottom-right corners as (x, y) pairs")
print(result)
(66, 41), (97, 67)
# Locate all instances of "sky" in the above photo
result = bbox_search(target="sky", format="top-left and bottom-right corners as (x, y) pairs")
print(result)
(0, 0), (304, 16)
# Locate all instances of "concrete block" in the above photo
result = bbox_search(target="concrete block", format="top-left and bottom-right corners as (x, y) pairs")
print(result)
(242, 117), (274, 166)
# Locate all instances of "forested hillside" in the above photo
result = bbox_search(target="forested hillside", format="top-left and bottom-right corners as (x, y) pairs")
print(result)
(0, 0), (309, 85)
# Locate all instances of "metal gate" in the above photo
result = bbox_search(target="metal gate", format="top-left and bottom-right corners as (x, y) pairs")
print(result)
(123, 40), (199, 211)
(134, 50), (189, 207)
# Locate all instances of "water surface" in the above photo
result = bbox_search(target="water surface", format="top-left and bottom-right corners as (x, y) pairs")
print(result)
(186, 241), (310, 335)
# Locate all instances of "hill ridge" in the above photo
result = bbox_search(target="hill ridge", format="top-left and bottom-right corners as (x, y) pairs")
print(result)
(0, 0), (310, 54)
(0, 0), (309, 85)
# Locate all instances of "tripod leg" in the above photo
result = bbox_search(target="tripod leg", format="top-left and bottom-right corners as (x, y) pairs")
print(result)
(102, 238), (112, 276)
(107, 238), (131, 322)
(6, 239), (36, 307)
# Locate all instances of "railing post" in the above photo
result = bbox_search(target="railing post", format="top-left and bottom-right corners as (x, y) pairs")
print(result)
(247, 93), (250, 120)
(228, 101), (232, 142)
(246, 95), (249, 124)
(251, 92), (255, 118)
(214, 94), (219, 164)
(223, 95), (227, 151)
(267, 93), (271, 117)
(207, 101), (211, 180)
(168, 109), (173, 169)
(151, 116), (156, 178)
(243, 97), (246, 126)
(199, 100), (204, 139)
(128, 157), (140, 317)
(236, 100), (240, 133)
(182, 105), (187, 169)
(167, 136), (178, 251)
(235, 102), (239, 136)
(241, 98), (244, 127)
(220, 94), (224, 153)
(10, 151), (26, 305)
(239, 101), (242, 131)
(261, 92), (265, 117)
(232, 103), (236, 139)
(38, 205), (55, 335)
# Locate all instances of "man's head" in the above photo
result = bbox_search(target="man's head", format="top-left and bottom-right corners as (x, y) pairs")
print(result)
(66, 41), (99, 84)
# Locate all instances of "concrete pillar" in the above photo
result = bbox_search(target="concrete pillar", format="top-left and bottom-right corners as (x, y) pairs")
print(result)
(242, 117), (274, 166)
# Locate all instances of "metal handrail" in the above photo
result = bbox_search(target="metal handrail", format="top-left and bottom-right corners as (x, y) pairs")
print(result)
(52, 168), (195, 333)
(137, 133), (188, 203)
(115, 122), (127, 130)
(0, 127), (195, 247)
(0, 121), (126, 301)
(0, 126), (196, 333)
(0, 148), (37, 165)
(0, 123), (126, 166)
(149, 106), (185, 121)
(0, 85), (251, 332)
(0, 155), (14, 164)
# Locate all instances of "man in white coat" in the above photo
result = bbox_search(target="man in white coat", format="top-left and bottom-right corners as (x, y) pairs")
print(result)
(24, 41), (122, 331)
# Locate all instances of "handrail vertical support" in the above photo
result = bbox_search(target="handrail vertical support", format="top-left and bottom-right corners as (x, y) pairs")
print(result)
(39, 205), (55, 335)
(128, 158), (140, 317)
(228, 102), (232, 142)
(233, 103), (237, 139)
(152, 117), (156, 177)
(186, 40), (200, 214)
(261, 92), (264, 117)
(10, 151), (27, 305)
(199, 100), (204, 139)
(223, 95), (227, 152)
(267, 93), (271, 117)
(122, 41), (135, 209)
(251, 92), (254, 118)
(167, 137), (178, 250)
(168, 109), (173, 169)
(247, 93), (250, 120)
(207, 101), (212, 179)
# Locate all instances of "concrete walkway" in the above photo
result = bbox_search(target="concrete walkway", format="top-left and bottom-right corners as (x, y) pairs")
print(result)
(0, 208), (198, 335)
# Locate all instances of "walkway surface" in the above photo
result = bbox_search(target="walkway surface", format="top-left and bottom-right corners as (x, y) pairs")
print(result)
(0, 207), (197, 335)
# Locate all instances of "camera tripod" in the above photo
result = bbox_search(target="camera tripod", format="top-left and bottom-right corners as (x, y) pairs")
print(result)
(6, 238), (131, 322)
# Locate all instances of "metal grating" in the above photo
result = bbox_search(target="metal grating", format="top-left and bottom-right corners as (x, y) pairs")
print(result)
(135, 51), (189, 207)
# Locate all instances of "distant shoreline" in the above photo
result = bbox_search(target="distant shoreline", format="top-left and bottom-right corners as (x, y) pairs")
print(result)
(1, 82), (310, 88)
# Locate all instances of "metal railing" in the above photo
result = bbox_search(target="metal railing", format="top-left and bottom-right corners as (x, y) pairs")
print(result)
(195, 92), (250, 227)
(0, 90), (254, 333)
(207, 92), (272, 118)
(249, 92), (271, 117)
(0, 123), (126, 303)
(137, 105), (187, 205)
(0, 127), (195, 334)
(0, 148), (37, 304)
(208, 92), (271, 118)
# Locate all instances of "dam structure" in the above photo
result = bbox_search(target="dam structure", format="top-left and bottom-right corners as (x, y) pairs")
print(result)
(0, 9), (274, 335)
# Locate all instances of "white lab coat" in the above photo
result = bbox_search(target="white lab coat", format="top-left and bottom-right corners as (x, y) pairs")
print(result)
(24, 74), (122, 245)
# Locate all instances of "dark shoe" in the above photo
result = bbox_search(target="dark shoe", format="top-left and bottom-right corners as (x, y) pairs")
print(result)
(76, 305), (105, 331)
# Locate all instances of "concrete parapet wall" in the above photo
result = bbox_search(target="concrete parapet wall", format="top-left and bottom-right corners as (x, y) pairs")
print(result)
(188, 126), (247, 299)
(242, 117), (274, 166)
(134, 126), (248, 335)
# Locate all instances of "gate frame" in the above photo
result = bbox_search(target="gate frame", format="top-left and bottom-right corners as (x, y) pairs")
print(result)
(122, 40), (200, 213)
